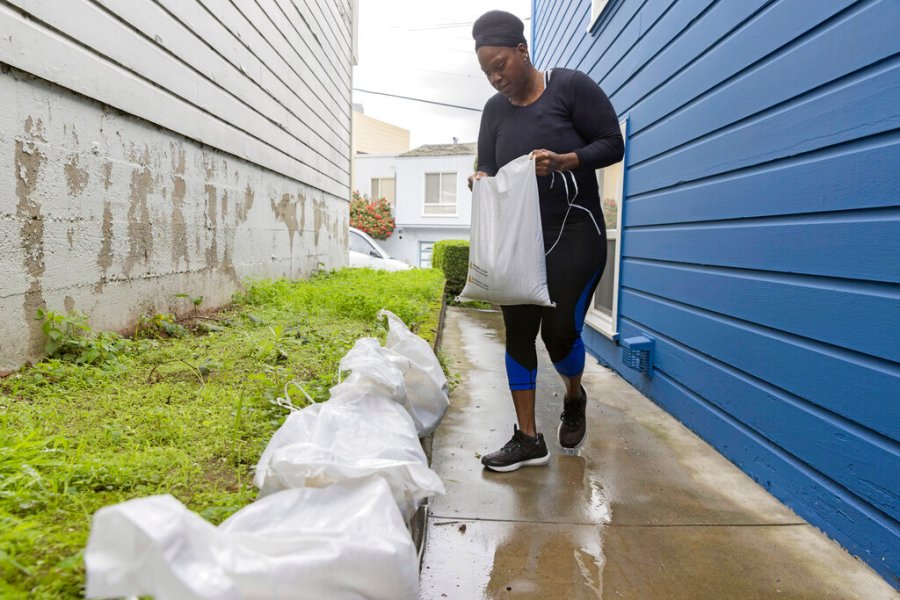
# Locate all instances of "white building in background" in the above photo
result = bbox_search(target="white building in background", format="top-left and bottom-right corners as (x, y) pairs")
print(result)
(354, 143), (475, 268)
(0, 1), (356, 371)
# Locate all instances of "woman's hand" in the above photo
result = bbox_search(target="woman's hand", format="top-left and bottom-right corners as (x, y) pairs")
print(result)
(531, 149), (580, 176)
(467, 171), (489, 191)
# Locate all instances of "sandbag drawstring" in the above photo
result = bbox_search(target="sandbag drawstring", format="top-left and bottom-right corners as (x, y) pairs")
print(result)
(545, 171), (603, 256)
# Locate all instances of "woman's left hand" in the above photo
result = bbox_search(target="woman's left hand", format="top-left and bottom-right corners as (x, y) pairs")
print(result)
(531, 149), (580, 176)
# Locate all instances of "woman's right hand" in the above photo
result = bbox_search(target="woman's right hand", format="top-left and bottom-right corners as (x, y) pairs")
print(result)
(467, 171), (489, 191)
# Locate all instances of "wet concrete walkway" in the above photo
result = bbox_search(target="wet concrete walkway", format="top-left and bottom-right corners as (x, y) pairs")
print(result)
(419, 307), (895, 600)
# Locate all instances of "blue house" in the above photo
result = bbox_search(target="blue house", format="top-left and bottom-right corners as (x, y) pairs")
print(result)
(532, 0), (899, 585)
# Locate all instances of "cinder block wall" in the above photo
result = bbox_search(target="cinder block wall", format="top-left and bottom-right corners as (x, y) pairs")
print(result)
(1, 67), (348, 372)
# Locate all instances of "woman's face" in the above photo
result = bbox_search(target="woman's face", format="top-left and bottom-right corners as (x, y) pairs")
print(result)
(477, 44), (530, 98)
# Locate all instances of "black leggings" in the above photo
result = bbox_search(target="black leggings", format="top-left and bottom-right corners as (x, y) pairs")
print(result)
(501, 215), (607, 390)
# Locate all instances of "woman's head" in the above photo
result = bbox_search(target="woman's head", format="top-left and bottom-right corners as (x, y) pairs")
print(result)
(472, 10), (533, 98)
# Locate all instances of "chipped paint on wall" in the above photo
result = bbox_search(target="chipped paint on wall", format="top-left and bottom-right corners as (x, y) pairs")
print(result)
(169, 143), (190, 270)
(0, 67), (349, 372)
(64, 152), (89, 196)
(123, 150), (154, 277)
(271, 193), (302, 252)
(15, 116), (48, 356)
(96, 197), (114, 293)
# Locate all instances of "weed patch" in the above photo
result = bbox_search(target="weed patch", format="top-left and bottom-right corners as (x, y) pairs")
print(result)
(0, 268), (445, 598)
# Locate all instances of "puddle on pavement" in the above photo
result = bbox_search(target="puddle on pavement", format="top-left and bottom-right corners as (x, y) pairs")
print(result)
(485, 525), (605, 600)
(420, 519), (606, 600)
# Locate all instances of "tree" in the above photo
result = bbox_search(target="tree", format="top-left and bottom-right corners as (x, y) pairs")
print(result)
(350, 191), (395, 240)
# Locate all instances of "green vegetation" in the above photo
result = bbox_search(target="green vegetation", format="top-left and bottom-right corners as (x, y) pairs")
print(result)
(35, 308), (130, 369)
(0, 268), (445, 599)
(432, 239), (469, 295)
(432, 239), (494, 310)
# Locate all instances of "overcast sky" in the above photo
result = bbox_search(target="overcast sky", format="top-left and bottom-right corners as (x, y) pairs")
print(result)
(352, 0), (532, 149)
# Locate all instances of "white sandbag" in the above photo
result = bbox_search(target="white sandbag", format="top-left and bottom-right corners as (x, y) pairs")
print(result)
(219, 479), (418, 600)
(379, 309), (449, 435)
(460, 154), (554, 306)
(84, 494), (236, 600)
(85, 478), (418, 600)
(338, 336), (422, 430)
(253, 383), (444, 517)
(336, 313), (448, 436)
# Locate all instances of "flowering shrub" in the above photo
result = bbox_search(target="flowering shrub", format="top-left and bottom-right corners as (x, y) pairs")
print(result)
(350, 191), (395, 240)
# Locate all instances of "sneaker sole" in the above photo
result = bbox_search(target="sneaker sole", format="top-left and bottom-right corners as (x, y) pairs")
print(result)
(557, 421), (586, 450)
(483, 453), (550, 472)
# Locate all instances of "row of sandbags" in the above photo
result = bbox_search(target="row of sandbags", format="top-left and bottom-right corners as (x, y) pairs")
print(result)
(84, 311), (449, 600)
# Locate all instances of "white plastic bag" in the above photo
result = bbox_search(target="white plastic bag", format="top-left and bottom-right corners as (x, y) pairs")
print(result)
(218, 479), (418, 600)
(338, 337), (422, 430)
(460, 154), (554, 306)
(84, 494), (234, 600)
(335, 312), (448, 436)
(252, 382), (444, 517)
(85, 478), (418, 600)
(379, 309), (449, 435)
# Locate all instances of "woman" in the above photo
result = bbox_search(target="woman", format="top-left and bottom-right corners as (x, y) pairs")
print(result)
(470, 10), (624, 472)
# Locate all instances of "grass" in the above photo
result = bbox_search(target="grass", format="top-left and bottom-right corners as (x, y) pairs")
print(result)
(0, 267), (445, 598)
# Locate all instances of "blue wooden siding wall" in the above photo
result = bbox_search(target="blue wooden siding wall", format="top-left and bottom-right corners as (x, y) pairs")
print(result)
(532, 0), (900, 585)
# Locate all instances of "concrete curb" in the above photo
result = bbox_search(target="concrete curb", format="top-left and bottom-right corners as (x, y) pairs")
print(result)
(411, 291), (448, 568)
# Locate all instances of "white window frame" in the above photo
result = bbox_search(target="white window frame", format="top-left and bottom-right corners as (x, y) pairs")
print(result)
(587, 0), (611, 32)
(370, 176), (396, 209)
(585, 119), (627, 338)
(422, 172), (458, 217)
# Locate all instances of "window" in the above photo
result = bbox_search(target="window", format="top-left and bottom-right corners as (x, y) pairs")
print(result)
(371, 177), (396, 209)
(424, 173), (457, 216)
(588, 0), (611, 31)
(418, 241), (435, 268)
(586, 119), (627, 338)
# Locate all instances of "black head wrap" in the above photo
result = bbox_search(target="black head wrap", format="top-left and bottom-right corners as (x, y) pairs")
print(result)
(472, 10), (527, 50)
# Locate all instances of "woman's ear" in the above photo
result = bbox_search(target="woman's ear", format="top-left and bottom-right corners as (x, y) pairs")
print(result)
(519, 44), (531, 64)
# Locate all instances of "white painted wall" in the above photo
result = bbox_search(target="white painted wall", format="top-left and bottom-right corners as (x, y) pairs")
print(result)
(382, 226), (469, 268)
(353, 154), (398, 201)
(0, 1), (354, 371)
(393, 155), (474, 227)
(354, 153), (473, 266)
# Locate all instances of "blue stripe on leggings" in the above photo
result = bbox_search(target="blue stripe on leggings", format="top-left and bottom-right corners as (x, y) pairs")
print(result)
(506, 352), (537, 391)
(553, 268), (603, 377)
(553, 337), (584, 377)
(575, 267), (602, 333)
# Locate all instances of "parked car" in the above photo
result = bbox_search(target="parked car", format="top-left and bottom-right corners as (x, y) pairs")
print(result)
(349, 227), (411, 271)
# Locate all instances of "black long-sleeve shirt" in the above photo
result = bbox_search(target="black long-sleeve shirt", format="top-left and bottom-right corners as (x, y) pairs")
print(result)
(476, 68), (624, 231)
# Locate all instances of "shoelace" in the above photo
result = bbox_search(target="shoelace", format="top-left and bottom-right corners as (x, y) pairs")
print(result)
(501, 430), (541, 452)
(501, 437), (524, 453)
(560, 398), (585, 426)
(560, 409), (582, 426)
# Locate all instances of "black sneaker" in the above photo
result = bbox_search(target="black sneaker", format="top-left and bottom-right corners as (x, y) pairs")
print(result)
(481, 425), (550, 472)
(558, 386), (587, 448)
